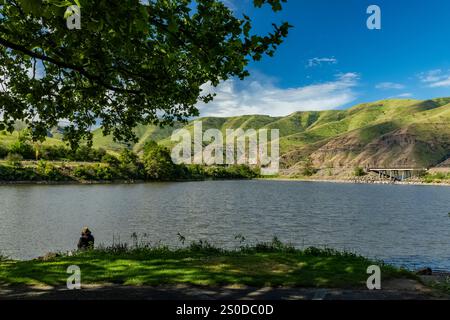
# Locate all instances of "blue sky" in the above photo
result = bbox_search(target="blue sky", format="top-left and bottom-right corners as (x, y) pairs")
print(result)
(198, 0), (450, 117)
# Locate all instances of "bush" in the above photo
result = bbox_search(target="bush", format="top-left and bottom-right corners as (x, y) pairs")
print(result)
(92, 148), (107, 161)
(8, 141), (35, 159)
(302, 158), (317, 176)
(73, 165), (97, 180)
(40, 145), (71, 160)
(102, 154), (120, 167)
(0, 144), (8, 159)
(224, 164), (258, 179)
(0, 165), (37, 181)
(143, 142), (177, 180)
(119, 149), (144, 179)
(72, 164), (119, 181)
(95, 165), (116, 180)
(36, 160), (67, 181)
(186, 164), (207, 179)
(354, 167), (366, 177)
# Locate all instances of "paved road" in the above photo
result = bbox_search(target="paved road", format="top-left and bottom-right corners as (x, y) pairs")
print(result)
(0, 279), (447, 300)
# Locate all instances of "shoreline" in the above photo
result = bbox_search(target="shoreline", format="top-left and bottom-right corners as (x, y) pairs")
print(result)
(257, 177), (450, 187)
(0, 177), (250, 186)
(1, 177), (450, 187)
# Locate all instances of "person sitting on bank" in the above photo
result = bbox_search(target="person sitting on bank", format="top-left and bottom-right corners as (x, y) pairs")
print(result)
(77, 227), (95, 250)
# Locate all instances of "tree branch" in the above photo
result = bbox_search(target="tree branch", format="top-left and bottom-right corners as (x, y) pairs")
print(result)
(0, 36), (141, 95)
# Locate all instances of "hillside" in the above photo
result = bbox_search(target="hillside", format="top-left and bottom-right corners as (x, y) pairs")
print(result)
(2, 97), (450, 175)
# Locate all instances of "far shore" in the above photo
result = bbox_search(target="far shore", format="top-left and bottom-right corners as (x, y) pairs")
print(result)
(1, 176), (450, 187)
(256, 177), (450, 187)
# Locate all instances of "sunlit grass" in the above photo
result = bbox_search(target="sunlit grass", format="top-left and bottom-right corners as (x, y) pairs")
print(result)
(0, 242), (414, 288)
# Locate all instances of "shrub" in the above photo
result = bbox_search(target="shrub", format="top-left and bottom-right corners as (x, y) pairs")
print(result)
(73, 165), (96, 180)
(302, 158), (317, 176)
(8, 141), (35, 159)
(102, 154), (120, 167)
(0, 165), (15, 180)
(40, 145), (71, 160)
(92, 148), (107, 162)
(69, 146), (107, 162)
(0, 164), (37, 181)
(72, 164), (119, 181)
(0, 144), (8, 159)
(354, 167), (366, 177)
(224, 165), (257, 179)
(186, 164), (207, 179)
(195, 165), (257, 180)
(119, 149), (144, 179)
(36, 160), (67, 181)
(143, 143), (178, 180)
(95, 165), (116, 180)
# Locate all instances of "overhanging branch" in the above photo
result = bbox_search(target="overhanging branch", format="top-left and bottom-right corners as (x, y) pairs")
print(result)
(0, 36), (141, 95)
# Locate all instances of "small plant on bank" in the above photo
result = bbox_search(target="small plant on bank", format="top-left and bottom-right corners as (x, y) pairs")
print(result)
(354, 167), (366, 177)
(302, 157), (317, 177)
(188, 239), (223, 254)
(177, 233), (186, 245)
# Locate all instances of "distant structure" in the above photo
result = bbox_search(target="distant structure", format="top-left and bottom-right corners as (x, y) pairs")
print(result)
(367, 167), (428, 181)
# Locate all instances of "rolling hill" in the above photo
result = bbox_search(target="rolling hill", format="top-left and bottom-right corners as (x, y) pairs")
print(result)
(2, 97), (450, 175)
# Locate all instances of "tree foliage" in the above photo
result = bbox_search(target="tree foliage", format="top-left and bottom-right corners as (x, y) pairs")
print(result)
(0, 0), (291, 147)
(143, 140), (177, 180)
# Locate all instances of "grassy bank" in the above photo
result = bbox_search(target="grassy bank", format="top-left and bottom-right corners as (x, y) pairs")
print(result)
(0, 241), (413, 288)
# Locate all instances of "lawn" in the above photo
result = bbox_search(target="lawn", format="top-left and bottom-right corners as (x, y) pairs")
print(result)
(0, 243), (414, 288)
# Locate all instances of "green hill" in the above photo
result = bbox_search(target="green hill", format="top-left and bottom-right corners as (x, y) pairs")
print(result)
(2, 97), (450, 175)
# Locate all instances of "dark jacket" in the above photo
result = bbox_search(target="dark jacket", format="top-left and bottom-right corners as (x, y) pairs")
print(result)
(77, 234), (95, 250)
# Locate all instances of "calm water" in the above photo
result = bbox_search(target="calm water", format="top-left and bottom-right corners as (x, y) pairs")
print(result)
(1, 180), (450, 270)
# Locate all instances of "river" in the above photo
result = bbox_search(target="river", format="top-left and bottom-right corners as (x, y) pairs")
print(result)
(1, 180), (450, 270)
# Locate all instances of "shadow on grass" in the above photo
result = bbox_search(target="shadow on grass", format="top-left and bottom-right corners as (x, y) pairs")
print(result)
(0, 246), (414, 293)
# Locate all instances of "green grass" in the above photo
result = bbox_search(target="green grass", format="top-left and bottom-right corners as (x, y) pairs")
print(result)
(0, 243), (413, 288)
(423, 172), (450, 183)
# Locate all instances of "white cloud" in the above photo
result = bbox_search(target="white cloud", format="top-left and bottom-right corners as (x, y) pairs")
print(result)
(307, 57), (338, 68)
(419, 69), (443, 83)
(419, 69), (450, 88)
(388, 93), (413, 99)
(375, 82), (405, 90)
(197, 72), (360, 117)
(428, 77), (450, 88)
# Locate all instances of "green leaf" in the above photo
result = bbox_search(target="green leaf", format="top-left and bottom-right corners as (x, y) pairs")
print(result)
(17, 0), (43, 15)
